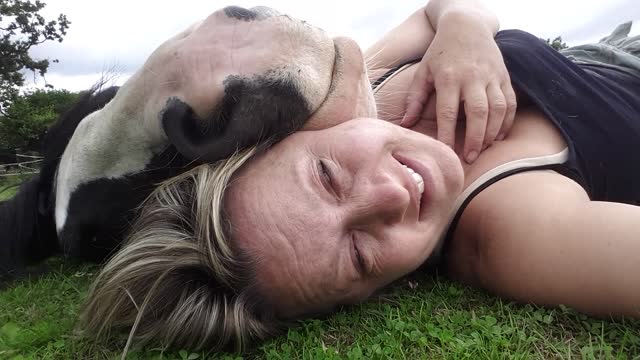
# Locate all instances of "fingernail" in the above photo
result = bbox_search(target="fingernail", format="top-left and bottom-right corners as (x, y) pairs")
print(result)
(466, 151), (478, 164)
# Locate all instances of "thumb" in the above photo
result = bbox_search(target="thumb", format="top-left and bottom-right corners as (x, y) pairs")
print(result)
(401, 64), (434, 128)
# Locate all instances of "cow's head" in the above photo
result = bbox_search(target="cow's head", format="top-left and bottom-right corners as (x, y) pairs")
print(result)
(115, 5), (376, 161)
(50, 5), (376, 259)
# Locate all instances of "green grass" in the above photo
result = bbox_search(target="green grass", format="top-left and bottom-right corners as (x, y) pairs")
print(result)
(1, 261), (638, 360)
(0, 174), (31, 201)
(1, 178), (639, 359)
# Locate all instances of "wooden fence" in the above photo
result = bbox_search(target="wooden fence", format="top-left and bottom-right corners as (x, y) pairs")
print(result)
(0, 153), (43, 177)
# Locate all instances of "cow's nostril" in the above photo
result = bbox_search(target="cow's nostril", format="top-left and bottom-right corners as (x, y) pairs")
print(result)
(223, 6), (258, 22)
(223, 6), (280, 21)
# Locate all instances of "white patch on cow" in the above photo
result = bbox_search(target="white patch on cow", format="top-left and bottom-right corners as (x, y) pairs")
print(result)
(54, 85), (167, 234)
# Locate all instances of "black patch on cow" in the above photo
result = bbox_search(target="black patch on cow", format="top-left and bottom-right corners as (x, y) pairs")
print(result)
(0, 86), (119, 283)
(57, 145), (191, 261)
(224, 6), (259, 21)
(163, 71), (312, 162)
(0, 175), (57, 283)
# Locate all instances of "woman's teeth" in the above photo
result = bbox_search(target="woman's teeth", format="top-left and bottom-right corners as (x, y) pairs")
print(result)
(402, 165), (424, 194)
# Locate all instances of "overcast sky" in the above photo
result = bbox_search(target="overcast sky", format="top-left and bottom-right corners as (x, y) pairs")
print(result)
(25, 0), (640, 91)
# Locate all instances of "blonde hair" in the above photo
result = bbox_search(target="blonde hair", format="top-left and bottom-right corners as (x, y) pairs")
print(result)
(79, 147), (282, 354)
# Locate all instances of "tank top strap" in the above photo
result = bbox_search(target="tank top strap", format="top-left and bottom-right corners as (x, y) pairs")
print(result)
(427, 148), (569, 266)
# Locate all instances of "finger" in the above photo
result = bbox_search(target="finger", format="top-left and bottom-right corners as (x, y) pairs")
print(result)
(403, 102), (424, 129)
(401, 61), (435, 128)
(484, 82), (507, 146)
(414, 94), (438, 130)
(462, 85), (489, 163)
(497, 81), (518, 140)
(434, 77), (460, 149)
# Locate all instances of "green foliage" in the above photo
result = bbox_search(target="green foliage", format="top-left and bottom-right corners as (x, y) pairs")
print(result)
(0, 174), (31, 200)
(544, 36), (568, 51)
(0, 0), (70, 112)
(0, 88), (78, 151)
(1, 265), (638, 359)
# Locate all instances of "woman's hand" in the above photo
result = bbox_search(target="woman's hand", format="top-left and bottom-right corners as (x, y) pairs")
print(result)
(401, 12), (517, 163)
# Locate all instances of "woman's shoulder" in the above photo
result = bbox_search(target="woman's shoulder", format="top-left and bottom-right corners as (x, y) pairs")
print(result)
(446, 166), (589, 282)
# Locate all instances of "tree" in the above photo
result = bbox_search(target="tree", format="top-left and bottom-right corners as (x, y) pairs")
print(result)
(545, 36), (568, 51)
(0, 0), (70, 113)
(0, 88), (79, 151)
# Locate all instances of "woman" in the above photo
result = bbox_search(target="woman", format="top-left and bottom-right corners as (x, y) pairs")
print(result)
(81, 0), (640, 353)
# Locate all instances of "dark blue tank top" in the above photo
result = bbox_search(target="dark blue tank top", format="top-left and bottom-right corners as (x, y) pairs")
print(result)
(404, 30), (640, 268)
(495, 30), (640, 204)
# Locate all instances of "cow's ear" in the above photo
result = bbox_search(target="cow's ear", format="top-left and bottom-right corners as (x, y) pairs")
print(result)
(161, 97), (241, 162)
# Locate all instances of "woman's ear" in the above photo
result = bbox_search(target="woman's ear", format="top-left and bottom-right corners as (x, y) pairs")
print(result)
(161, 76), (312, 162)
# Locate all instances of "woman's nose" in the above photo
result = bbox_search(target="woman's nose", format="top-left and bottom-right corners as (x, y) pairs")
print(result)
(353, 176), (410, 225)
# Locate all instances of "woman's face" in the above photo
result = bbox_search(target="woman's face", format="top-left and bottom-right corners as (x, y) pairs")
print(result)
(225, 119), (464, 317)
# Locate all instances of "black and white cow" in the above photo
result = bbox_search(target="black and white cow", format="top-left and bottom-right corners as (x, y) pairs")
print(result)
(0, 5), (376, 281)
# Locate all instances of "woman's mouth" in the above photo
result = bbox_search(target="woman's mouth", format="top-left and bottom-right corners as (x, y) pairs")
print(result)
(394, 154), (435, 220)
(402, 164), (425, 194)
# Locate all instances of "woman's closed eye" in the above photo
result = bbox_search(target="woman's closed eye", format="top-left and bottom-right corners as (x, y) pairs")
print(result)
(318, 159), (335, 193)
(351, 233), (369, 277)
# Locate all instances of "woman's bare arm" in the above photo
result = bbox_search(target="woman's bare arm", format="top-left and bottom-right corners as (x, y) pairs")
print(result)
(451, 170), (640, 318)
(365, 0), (499, 71)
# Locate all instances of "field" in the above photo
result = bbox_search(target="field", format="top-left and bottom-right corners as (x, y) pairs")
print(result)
(1, 178), (639, 359)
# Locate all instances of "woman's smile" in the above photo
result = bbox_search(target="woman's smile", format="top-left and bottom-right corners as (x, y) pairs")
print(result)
(395, 154), (437, 220)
